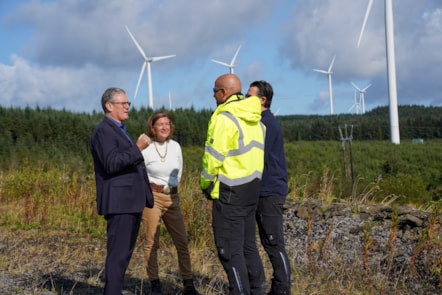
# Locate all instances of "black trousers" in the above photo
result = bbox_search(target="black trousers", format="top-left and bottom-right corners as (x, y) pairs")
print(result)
(212, 200), (266, 295)
(104, 213), (142, 295)
(256, 196), (291, 294)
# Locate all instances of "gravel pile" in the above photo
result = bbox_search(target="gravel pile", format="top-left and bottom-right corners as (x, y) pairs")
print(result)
(282, 199), (442, 294)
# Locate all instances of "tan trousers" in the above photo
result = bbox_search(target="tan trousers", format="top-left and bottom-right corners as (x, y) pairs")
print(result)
(142, 191), (193, 281)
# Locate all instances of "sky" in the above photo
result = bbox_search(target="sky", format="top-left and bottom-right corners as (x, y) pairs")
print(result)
(0, 0), (441, 116)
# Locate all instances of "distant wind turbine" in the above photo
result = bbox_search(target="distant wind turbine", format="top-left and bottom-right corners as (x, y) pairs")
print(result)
(211, 45), (242, 74)
(357, 0), (399, 144)
(168, 92), (173, 110)
(273, 107), (281, 116)
(348, 89), (361, 114)
(351, 82), (371, 114)
(125, 25), (176, 109)
(313, 55), (336, 115)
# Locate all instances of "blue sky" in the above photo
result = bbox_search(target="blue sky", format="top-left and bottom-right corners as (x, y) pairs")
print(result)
(0, 0), (441, 115)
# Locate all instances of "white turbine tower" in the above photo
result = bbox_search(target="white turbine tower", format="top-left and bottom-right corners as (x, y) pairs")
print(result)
(211, 45), (242, 74)
(357, 0), (400, 144)
(348, 89), (360, 114)
(351, 82), (371, 114)
(168, 92), (173, 110)
(125, 25), (176, 109)
(313, 55), (336, 115)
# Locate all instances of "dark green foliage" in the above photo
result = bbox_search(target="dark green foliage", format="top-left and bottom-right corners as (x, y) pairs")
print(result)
(377, 173), (429, 205)
(279, 105), (442, 141)
(0, 105), (441, 205)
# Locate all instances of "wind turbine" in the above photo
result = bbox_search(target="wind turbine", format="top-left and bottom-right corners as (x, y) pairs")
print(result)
(168, 92), (173, 110)
(273, 107), (281, 116)
(125, 25), (176, 109)
(351, 82), (371, 114)
(357, 0), (399, 144)
(348, 89), (360, 114)
(313, 55), (336, 115)
(211, 45), (242, 74)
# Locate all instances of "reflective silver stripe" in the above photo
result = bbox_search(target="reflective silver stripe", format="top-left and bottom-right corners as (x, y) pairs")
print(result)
(220, 112), (265, 157)
(260, 120), (266, 137)
(232, 266), (245, 294)
(201, 168), (215, 181)
(218, 170), (262, 186)
(279, 251), (290, 283)
(204, 111), (264, 186)
(205, 145), (225, 162)
(221, 112), (245, 148)
(227, 140), (264, 157)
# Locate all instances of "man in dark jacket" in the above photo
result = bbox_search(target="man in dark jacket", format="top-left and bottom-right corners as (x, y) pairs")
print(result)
(90, 87), (154, 295)
(247, 81), (291, 295)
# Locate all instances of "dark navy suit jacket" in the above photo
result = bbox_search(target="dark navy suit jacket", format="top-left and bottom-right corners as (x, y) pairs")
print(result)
(90, 117), (153, 215)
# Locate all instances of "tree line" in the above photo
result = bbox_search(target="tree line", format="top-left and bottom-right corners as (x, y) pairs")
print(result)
(0, 104), (441, 171)
(278, 105), (442, 141)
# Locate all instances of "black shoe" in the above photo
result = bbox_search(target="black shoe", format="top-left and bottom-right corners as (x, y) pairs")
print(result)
(150, 279), (164, 295)
(183, 285), (201, 295)
(183, 279), (201, 295)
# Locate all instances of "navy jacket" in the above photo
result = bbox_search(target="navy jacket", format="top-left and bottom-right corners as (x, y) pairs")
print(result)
(260, 110), (288, 197)
(90, 117), (153, 215)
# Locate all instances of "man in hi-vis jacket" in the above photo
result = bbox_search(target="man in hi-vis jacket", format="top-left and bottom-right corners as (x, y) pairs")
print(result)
(201, 74), (266, 295)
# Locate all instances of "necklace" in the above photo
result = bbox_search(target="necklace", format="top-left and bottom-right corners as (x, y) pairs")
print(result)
(153, 141), (168, 162)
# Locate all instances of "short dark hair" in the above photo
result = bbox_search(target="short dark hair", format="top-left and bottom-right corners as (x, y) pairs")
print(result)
(101, 87), (126, 113)
(249, 80), (273, 109)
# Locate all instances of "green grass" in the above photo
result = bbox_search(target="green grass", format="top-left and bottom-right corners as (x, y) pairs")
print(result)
(0, 140), (441, 294)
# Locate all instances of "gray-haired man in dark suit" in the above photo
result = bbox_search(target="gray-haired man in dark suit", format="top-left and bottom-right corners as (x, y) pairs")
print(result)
(90, 87), (154, 295)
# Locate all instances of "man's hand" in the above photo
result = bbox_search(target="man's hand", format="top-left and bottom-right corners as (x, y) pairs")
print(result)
(136, 133), (152, 151)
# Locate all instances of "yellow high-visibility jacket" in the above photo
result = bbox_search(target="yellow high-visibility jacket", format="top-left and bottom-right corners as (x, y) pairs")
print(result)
(200, 94), (266, 200)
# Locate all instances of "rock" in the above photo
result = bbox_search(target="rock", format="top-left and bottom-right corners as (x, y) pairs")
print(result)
(282, 200), (442, 294)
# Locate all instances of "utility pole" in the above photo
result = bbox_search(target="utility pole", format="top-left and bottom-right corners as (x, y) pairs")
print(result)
(338, 124), (355, 183)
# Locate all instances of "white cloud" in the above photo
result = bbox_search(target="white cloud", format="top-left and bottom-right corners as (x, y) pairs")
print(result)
(0, 0), (440, 114)
(280, 0), (442, 108)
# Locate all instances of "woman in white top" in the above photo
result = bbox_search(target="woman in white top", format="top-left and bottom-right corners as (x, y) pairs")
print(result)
(141, 112), (200, 295)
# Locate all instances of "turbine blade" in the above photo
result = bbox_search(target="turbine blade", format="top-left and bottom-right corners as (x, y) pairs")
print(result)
(134, 62), (147, 100)
(351, 82), (361, 91)
(328, 55), (336, 72)
(357, 0), (374, 48)
(362, 84), (372, 91)
(313, 69), (328, 74)
(274, 107), (281, 116)
(212, 59), (230, 67)
(230, 45), (242, 65)
(125, 25), (148, 60)
(151, 55), (176, 62)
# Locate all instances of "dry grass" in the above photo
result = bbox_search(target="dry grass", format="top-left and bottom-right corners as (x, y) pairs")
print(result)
(0, 166), (441, 294)
(1, 226), (410, 295)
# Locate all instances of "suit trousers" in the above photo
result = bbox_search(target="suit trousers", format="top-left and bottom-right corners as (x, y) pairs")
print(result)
(104, 213), (142, 295)
(142, 191), (193, 281)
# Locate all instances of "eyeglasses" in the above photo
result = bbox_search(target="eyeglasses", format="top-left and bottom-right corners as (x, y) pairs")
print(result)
(213, 87), (224, 94)
(110, 101), (131, 107)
